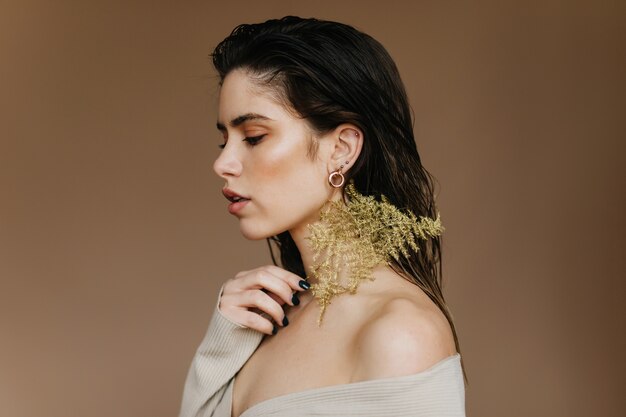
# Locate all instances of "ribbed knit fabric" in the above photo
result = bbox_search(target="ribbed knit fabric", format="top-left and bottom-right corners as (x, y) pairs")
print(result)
(179, 285), (264, 417)
(178, 285), (466, 417)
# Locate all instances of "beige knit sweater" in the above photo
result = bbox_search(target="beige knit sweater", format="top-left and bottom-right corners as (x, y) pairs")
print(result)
(179, 286), (466, 417)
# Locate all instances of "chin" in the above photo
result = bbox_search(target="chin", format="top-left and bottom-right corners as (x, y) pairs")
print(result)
(238, 220), (284, 241)
(239, 229), (267, 241)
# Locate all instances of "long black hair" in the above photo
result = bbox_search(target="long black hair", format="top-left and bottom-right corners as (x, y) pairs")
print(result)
(211, 16), (466, 383)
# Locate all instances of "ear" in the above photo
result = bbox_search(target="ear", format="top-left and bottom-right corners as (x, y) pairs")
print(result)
(327, 124), (363, 176)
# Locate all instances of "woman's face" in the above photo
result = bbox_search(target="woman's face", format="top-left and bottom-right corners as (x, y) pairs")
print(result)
(213, 69), (334, 240)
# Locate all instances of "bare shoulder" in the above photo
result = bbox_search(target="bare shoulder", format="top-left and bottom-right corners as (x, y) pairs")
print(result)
(351, 293), (457, 381)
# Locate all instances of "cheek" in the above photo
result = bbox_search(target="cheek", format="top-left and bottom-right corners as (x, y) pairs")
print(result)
(250, 137), (328, 216)
(239, 138), (328, 238)
(258, 143), (297, 179)
(252, 136), (316, 187)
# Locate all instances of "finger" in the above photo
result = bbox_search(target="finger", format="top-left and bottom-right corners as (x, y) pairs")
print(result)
(236, 265), (309, 294)
(243, 290), (286, 326)
(234, 269), (251, 278)
(261, 265), (311, 292)
(233, 309), (276, 335)
(240, 269), (299, 306)
(263, 290), (287, 306)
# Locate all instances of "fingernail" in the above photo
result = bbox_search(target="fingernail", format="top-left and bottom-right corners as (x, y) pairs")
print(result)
(299, 280), (311, 290)
(282, 315), (289, 326)
(291, 293), (300, 306)
(272, 324), (277, 335)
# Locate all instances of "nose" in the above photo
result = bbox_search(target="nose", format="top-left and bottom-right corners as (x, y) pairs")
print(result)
(213, 145), (243, 179)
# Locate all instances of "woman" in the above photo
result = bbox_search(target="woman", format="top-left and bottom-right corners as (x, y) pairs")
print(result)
(179, 16), (466, 417)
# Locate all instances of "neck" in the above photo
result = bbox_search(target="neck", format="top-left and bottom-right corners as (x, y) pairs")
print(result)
(287, 195), (342, 286)
(288, 217), (323, 285)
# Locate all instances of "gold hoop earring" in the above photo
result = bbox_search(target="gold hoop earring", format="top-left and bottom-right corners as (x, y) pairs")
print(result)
(327, 160), (349, 188)
(328, 171), (344, 188)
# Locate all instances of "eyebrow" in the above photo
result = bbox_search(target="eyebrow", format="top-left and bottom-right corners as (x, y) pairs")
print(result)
(216, 113), (273, 132)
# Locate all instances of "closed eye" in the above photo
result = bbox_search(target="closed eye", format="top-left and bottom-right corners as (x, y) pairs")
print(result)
(243, 134), (266, 146)
(218, 134), (266, 149)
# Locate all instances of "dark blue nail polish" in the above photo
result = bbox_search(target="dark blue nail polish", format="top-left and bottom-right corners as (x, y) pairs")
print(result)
(272, 324), (277, 335)
(291, 293), (300, 306)
(299, 280), (311, 290)
(282, 315), (289, 326)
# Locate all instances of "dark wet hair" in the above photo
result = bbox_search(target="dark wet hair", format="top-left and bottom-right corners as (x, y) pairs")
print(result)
(212, 16), (465, 383)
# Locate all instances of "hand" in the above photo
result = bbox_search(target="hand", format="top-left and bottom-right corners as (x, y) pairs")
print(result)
(218, 265), (310, 335)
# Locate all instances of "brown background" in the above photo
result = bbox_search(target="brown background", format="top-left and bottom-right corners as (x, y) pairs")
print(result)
(1, 1), (624, 416)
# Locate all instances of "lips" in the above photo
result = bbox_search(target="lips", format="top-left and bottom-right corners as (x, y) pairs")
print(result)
(222, 188), (251, 203)
(227, 198), (249, 215)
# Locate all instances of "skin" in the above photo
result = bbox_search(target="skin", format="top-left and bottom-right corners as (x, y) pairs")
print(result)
(212, 68), (457, 417)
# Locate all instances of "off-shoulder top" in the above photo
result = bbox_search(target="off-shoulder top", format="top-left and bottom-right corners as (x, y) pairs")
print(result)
(178, 286), (466, 417)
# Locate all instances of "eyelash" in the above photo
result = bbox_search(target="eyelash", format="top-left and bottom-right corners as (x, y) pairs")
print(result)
(218, 135), (266, 149)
